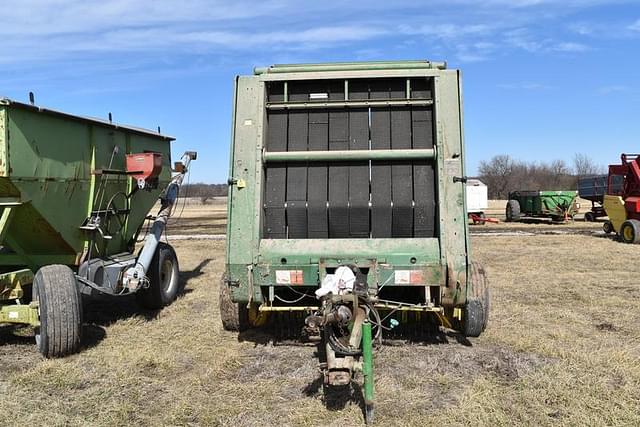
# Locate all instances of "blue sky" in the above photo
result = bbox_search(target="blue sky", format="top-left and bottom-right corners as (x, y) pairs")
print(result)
(1, 0), (639, 183)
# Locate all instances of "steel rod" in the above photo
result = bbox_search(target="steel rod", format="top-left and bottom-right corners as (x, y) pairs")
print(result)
(263, 148), (436, 163)
(254, 61), (447, 75)
(266, 99), (433, 110)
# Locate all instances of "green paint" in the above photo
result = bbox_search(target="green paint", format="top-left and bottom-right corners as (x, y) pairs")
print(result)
(362, 320), (374, 424)
(0, 99), (173, 270)
(0, 269), (33, 302)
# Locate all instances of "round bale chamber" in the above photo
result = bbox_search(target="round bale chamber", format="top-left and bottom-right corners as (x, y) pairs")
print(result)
(223, 61), (488, 337)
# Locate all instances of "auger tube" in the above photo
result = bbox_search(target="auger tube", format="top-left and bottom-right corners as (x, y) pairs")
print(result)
(122, 152), (196, 288)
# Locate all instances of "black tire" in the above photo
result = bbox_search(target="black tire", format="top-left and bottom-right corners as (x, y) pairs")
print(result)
(506, 200), (521, 222)
(463, 261), (490, 337)
(32, 265), (83, 358)
(603, 221), (614, 234)
(136, 243), (181, 309)
(584, 212), (595, 222)
(219, 274), (249, 331)
(620, 219), (640, 244)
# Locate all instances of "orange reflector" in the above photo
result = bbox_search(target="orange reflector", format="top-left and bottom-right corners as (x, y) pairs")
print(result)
(395, 270), (424, 285)
(275, 270), (304, 285)
(410, 271), (424, 284)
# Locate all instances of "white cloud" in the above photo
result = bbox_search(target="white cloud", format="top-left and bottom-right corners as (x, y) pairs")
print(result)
(629, 19), (640, 31)
(0, 0), (612, 70)
(551, 42), (590, 52)
(399, 23), (494, 39)
(0, 0), (285, 36)
(504, 28), (546, 52)
(598, 85), (631, 94)
(568, 22), (595, 35)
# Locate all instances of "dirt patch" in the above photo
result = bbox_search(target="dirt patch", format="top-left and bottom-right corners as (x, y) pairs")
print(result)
(232, 330), (550, 418)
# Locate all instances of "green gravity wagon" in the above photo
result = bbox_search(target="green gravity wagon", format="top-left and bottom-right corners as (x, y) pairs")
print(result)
(0, 98), (195, 357)
(506, 190), (579, 222)
(220, 61), (490, 423)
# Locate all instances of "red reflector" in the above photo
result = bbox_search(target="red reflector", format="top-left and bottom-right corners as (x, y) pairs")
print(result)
(292, 270), (304, 285)
(410, 271), (424, 284)
(275, 270), (304, 285)
(395, 270), (425, 285)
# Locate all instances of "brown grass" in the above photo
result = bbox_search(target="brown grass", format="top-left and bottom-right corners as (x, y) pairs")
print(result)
(1, 206), (640, 426)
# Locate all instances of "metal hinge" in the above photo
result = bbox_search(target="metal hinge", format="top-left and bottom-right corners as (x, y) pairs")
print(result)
(227, 178), (246, 189)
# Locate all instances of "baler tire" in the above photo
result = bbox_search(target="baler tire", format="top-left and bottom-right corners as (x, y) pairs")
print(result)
(470, 261), (491, 331)
(463, 261), (490, 337)
(136, 243), (181, 310)
(219, 275), (249, 332)
(506, 200), (521, 222)
(32, 265), (83, 358)
(463, 300), (484, 338)
(620, 219), (640, 244)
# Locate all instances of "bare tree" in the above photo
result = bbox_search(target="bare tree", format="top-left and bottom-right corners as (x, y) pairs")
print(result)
(573, 153), (603, 177)
(478, 155), (516, 199)
(479, 155), (581, 199)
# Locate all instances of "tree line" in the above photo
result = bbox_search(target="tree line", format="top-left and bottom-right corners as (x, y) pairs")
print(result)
(178, 183), (228, 203)
(478, 153), (604, 199)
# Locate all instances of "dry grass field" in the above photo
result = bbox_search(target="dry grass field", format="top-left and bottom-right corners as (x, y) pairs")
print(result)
(1, 204), (639, 426)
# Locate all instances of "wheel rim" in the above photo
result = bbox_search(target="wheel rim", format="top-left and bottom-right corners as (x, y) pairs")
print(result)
(160, 258), (177, 294)
(623, 225), (634, 242)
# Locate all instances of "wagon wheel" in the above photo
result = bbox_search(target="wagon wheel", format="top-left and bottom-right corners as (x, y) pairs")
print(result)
(620, 220), (640, 244)
(33, 265), (83, 357)
(603, 221), (614, 234)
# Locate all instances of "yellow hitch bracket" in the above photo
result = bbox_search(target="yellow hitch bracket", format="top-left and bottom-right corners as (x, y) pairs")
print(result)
(434, 311), (453, 329)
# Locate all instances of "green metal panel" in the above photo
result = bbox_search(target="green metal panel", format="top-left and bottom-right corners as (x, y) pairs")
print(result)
(0, 100), (173, 273)
(435, 71), (469, 306)
(226, 76), (264, 302)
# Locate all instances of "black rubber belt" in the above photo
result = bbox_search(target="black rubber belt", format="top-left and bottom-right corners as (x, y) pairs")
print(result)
(307, 109), (329, 238)
(327, 82), (349, 238)
(371, 99), (391, 234)
(412, 105), (436, 237)
(264, 109), (287, 238)
(347, 81), (370, 238)
(391, 106), (414, 237)
(369, 80), (392, 238)
(328, 110), (349, 238)
(285, 109), (308, 238)
(348, 109), (370, 239)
